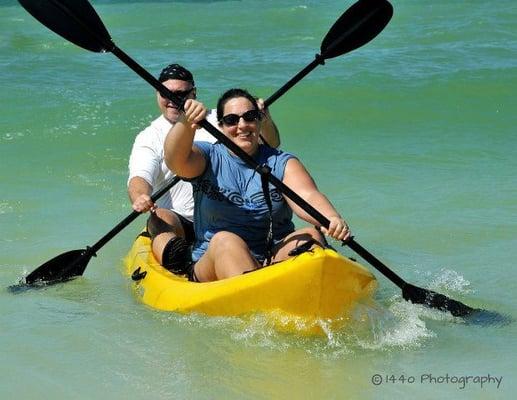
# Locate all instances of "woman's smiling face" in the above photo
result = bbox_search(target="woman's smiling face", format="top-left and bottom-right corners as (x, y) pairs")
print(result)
(219, 96), (261, 155)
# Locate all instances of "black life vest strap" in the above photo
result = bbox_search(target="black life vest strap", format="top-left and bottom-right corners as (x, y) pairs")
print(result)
(258, 164), (274, 266)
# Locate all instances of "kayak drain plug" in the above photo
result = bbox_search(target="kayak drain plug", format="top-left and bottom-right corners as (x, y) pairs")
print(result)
(131, 267), (147, 281)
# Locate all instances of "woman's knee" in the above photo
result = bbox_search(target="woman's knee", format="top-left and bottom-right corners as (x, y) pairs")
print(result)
(196, 231), (258, 281)
(209, 231), (247, 252)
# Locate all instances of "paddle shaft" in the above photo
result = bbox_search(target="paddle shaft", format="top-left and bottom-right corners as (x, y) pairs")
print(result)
(87, 176), (181, 255)
(112, 47), (183, 106)
(108, 42), (412, 291)
(264, 4), (389, 108)
(264, 56), (323, 108)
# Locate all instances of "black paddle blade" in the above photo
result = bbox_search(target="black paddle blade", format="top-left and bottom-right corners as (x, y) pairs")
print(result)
(464, 309), (512, 327)
(402, 283), (478, 317)
(24, 249), (92, 285)
(321, 0), (393, 59)
(18, 0), (113, 52)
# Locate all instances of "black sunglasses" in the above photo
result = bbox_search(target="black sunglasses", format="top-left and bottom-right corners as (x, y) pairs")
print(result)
(220, 110), (261, 126)
(161, 88), (194, 101)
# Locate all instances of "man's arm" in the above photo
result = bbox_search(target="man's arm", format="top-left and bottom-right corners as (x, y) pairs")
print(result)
(128, 126), (163, 213)
(128, 176), (154, 212)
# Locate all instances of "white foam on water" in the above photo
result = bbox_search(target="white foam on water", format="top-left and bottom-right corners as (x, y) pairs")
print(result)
(357, 298), (436, 350)
(428, 267), (474, 294)
(1, 131), (25, 142)
(0, 202), (13, 214)
(352, 266), (479, 351)
(148, 298), (439, 358)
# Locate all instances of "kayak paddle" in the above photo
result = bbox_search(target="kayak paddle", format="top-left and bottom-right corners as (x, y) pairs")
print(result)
(16, 0), (495, 322)
(17, 0), (392, 287)
(21, 177), (181, 285)
(264, 0), (393, 107)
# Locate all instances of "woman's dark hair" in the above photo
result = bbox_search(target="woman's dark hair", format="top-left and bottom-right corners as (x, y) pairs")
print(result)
(216, 88), (260, 122)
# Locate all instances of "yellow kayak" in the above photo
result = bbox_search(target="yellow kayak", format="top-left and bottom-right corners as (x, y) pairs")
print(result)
(124, 233), (377, 335)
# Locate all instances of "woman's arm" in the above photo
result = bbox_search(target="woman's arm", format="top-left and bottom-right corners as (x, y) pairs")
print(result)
(282, 158), (351, 241)
(164, 99), (207, 179)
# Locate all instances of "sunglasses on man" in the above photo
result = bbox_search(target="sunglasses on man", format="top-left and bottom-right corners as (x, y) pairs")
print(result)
(160, 88), (195, 102)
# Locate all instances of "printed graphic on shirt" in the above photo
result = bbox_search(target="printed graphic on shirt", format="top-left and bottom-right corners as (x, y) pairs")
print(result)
(193, 178), (283, 209)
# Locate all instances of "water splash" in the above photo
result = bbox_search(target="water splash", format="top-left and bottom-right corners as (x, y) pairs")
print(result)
(1, 131), (25, 142)
(149, 297), (438, 357)
(428, 267), (474, 294)
(0, 202), (14, 214)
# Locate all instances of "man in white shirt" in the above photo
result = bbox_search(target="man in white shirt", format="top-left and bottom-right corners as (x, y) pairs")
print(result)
(128, 63), (280, 278)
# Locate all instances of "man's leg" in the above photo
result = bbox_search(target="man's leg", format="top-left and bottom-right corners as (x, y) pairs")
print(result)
(147, 209), (190, 270)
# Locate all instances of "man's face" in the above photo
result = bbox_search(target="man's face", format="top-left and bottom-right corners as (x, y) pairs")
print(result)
(157, 79), (196, 124)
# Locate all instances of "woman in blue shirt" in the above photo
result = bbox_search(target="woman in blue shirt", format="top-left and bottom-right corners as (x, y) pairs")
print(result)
(164, 88), (350, 282)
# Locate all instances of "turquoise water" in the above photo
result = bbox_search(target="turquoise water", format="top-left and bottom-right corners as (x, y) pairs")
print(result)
(1, 0), (516, 398)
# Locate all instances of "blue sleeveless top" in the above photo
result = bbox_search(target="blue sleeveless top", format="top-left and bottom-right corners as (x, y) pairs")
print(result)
(191, 142), (296, 263)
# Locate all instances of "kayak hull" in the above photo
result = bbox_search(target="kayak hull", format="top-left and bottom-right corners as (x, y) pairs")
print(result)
(124, 234), (376, 334)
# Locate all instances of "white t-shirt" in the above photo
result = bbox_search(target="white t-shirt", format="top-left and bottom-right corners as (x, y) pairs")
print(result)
(128, 110), (218, 221)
